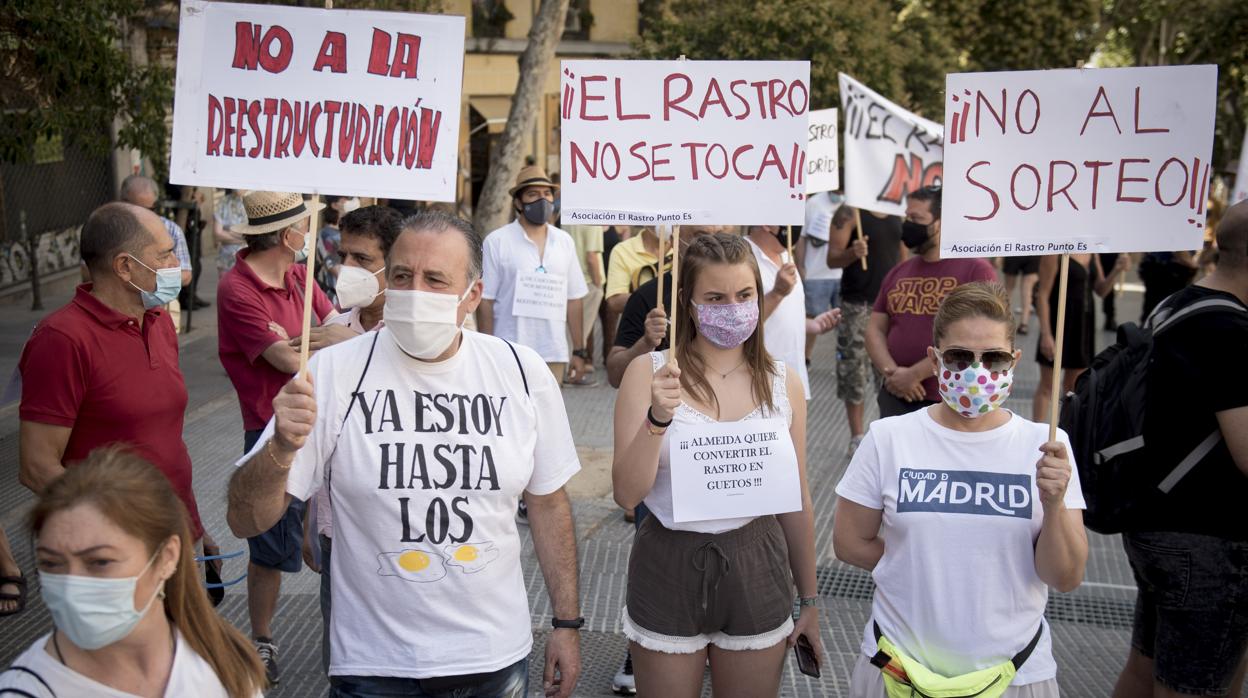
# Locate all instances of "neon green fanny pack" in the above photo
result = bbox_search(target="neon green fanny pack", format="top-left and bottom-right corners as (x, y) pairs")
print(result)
(870, 622), (1043, 698)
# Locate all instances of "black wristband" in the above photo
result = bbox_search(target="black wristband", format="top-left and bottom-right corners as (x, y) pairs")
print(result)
(647, 406), (673, 428)
(551, 616), (585, 630)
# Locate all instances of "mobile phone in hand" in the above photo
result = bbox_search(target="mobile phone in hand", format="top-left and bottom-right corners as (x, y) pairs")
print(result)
(794, 634), (821, 678)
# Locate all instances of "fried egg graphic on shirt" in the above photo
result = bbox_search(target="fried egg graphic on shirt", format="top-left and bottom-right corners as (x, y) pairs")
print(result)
(377, 548), (447, 583)
(443, 541), (500, 574)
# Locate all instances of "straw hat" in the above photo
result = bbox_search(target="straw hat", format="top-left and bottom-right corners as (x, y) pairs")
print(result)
(508, 166), (559, 197)
(235, 191), (326, 235)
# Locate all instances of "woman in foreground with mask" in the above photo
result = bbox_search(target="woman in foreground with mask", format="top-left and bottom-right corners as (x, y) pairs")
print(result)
(612, 232), (823, 697)
(834, 282), (1088, 697)
(0, 448), (265, 697)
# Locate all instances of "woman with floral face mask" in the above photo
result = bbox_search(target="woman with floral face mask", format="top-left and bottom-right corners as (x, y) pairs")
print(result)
(833, 282), (1088, 698)
(0, 448), (265, 697)
(612, 232), (823, 697)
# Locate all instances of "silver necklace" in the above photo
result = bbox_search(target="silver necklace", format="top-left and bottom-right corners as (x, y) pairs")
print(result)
(709, 358), (747, 379)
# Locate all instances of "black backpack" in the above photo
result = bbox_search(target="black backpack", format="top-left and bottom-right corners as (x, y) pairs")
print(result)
(1058, 293), (1245, 534)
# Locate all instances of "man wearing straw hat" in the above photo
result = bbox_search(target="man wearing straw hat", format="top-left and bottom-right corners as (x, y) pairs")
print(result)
(479, 166), (590, 387)
(216, 190), (335, 685)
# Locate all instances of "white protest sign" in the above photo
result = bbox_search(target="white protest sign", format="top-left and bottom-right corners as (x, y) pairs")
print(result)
(839, 73), (943, 217)
(170, 0), (464, 201)
(560, 60), (810, 226)
(1235, 126), (1248, 205)
(668, 418), (801, 523)
(941, 65), (1218, 258)
(806, 108), (839, 194)
(513, 271), (567, 322)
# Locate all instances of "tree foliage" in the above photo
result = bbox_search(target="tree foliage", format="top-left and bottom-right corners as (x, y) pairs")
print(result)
(1097, 0), (1248, 171)
(925, 0), (1100, 71)
(634, 0), (947, 119)
(0, 0), (172, 167)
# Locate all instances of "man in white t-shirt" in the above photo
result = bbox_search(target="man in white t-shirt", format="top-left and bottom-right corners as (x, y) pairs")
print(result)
(746, 225), (839, 398)
(227, 213), (583, 697)
(796, 191), (845, 363)
(479, 166), (590, 384)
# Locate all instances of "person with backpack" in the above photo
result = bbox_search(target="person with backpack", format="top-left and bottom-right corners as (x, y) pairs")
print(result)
(1108, 200), (1248, 698)
(835, 282), (1087, 697)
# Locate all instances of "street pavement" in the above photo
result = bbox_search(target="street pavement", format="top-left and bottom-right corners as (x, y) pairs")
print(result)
(0, 266), (1233, 697)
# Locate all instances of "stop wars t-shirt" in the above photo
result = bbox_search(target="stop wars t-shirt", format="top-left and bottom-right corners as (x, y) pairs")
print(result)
(244, 329), (580, 678)
(835, 408), (1085, 684)
(872, 257), (998, 401)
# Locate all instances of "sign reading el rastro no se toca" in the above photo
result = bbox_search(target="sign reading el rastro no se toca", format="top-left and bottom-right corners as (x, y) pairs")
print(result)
(560, 60), (811, 227)
(668, 418), (802, 523)
(941, 65), (1218, 258)
(170, 0), (464, 201)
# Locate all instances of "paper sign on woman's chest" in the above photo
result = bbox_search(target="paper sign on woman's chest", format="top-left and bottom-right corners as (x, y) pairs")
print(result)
(668, 417), (802, 522)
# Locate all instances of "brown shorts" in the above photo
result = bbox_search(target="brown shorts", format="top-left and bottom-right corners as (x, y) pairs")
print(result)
(623, 515), (795, 653)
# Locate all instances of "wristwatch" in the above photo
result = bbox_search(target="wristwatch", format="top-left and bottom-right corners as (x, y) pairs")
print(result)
(551, 616), (586, 630)
(572, 348), (590, 361)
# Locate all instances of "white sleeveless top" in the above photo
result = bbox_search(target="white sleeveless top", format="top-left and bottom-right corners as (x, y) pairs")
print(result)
(643, 351), (793, 534)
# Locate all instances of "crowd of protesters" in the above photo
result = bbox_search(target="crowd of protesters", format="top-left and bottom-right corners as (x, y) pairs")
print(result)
(2, 170), (1246, 698)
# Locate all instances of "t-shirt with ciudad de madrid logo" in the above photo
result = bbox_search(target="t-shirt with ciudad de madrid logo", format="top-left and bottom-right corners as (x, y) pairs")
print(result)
(834, 408), (1085, 685)
(238, 328), (580, 679)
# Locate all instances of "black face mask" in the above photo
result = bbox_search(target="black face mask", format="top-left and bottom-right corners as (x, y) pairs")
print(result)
(520, 199), (554, 226)
(901, 220), (930, 249)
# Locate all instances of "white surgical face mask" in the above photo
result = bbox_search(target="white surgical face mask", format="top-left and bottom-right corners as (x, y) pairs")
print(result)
(335, 264), (385, 309)
(342, 197), (361, 214)
(384, 287), (470, 360)
(40, 549), (164, 650)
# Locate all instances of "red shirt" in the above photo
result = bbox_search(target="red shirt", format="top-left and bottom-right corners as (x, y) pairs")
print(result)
(217, 249), (332, 431)
(19, 285), (202, 538)
(873, 257), (998, 401)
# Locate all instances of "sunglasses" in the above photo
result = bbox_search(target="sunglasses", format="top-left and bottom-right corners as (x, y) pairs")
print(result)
(939, 348), (1016, 373)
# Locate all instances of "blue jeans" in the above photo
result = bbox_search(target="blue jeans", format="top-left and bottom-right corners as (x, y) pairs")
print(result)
(329, 658), (529, 698)
(803, 278), (841, 316)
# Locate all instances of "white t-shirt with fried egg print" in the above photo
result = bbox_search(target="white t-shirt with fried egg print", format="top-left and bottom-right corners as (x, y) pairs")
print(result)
(238, 328), (580, 679)
(834, 407), (1085, 685)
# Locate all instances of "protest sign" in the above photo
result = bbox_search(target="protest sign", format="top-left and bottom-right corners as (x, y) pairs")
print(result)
(560, 60), (810, 226)
(839, 73), (943, 217)
(941, 65), (1218, 258)
(1235, 126), (1248, 205)
(668, 418), (801, 523)
(806, 108), (839, 194)
(170, 0), (464, 202)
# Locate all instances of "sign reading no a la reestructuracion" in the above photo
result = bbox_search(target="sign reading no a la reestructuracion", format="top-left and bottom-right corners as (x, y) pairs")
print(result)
(170, 0), (464, 201)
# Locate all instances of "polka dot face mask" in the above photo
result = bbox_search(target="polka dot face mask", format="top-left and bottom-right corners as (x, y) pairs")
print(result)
(936, 352), (1014, 418)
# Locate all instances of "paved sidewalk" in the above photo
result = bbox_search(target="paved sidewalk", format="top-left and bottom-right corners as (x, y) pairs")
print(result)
(0, 277), (1228, 697)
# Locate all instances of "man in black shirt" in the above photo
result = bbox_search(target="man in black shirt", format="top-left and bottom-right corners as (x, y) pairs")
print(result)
(827, 205), (904, 456)
(606, 226), (719, 388)
(1113, 199), (1248, 697)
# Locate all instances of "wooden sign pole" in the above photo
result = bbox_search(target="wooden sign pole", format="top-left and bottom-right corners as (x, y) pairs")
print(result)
(1047, 254), (1071, 442)
(297, 194), (321, 379)
(786, 224), (794, 260)
(853, 207), (868, 271)
(656, 225), (667, 314)
(669, 225), (681, 359)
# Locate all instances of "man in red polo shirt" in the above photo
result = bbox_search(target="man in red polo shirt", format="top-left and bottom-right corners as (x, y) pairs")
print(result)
(216, 190), (334, 685)
(19, 202), (204, 542)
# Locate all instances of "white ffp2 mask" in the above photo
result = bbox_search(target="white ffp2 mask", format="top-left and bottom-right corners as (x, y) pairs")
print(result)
(335, 265), (385, 309)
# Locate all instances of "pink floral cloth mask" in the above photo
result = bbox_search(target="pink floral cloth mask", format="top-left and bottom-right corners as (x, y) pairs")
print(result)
(694, 300), (759, 349)
(937, 357), (1013, 418)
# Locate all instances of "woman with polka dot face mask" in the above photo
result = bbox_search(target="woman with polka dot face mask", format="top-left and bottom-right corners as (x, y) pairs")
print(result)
(833, 281), (1088, 697)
